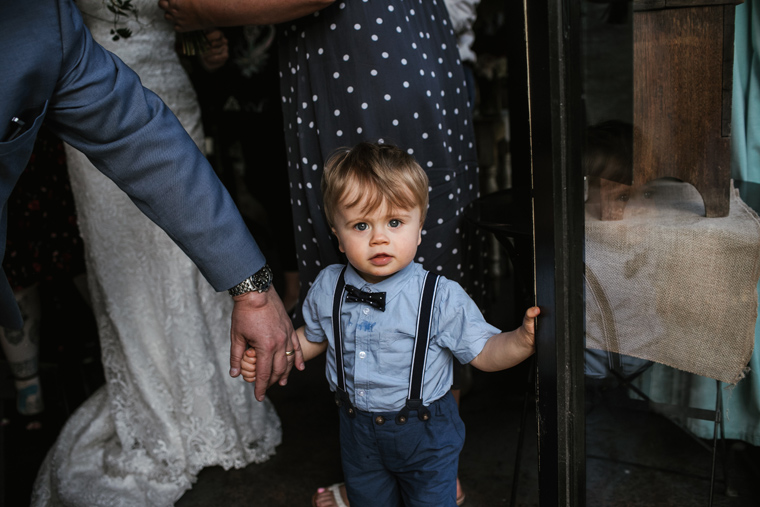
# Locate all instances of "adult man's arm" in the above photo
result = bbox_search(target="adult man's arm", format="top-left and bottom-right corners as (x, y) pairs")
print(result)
(45, 0), (303, 397)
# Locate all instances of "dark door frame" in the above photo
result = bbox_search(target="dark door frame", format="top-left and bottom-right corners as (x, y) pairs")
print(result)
(524, 0), (587, 505)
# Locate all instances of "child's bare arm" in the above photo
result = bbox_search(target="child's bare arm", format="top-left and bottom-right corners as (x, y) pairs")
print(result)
(241, 326), (326, 383)
(469, 306), (540, 372)
(295, 326), (328, 361)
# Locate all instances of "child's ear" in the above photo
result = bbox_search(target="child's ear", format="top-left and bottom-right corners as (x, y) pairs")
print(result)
(332, 227), (346, 253)
(417, 225), (423, 246)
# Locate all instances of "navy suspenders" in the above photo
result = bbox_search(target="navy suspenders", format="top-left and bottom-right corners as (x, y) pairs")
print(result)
(332, 266), (354, 415)
(332, 266), (440, 424)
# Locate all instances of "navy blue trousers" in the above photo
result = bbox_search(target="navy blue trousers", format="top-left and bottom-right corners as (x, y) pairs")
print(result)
(339, 391), (465, 507)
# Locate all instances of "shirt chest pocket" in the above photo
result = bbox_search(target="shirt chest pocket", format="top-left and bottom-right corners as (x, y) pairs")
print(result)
(377, 331), (416, 369)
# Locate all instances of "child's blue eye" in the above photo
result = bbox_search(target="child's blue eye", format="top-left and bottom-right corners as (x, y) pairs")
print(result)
(355, 223), (368, 231)
(389, 219), (401, 228)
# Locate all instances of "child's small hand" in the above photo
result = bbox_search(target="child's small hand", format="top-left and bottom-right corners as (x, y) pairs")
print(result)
(240, 348), (258, 383)
(521, 306), (541, 349)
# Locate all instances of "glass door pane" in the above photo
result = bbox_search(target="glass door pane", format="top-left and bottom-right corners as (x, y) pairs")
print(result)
(580, 1), (759, 505)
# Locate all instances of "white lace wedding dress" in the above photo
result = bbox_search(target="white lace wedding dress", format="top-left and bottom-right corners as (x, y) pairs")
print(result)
(32, 2), (281, 505)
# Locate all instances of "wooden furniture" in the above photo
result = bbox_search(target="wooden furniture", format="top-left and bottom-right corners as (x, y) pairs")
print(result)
(599, 0), (743, 220)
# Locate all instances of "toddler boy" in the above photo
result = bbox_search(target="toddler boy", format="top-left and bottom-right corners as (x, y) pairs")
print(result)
(241, 141), (540, 507)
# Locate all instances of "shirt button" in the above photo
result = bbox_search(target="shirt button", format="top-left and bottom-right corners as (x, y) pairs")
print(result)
(375, 416), (386, 425)
(363, 307), (370, 315)
(358, 389), (365, 397)
(358, 351), (367, 359)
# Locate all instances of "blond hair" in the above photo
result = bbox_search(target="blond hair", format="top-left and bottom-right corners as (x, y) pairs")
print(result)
(321, 142), (429, 226)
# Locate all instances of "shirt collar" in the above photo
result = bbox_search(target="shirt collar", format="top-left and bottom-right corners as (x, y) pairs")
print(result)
(344, 262), (418, 305)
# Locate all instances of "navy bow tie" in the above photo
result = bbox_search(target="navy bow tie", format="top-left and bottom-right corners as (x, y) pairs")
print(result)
(345, 285), (386, 311)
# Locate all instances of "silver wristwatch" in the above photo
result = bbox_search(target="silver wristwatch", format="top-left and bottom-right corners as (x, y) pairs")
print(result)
(228, 264), (273, 296)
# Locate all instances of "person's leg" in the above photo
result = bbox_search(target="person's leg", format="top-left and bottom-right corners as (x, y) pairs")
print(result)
(0, 284), (44, 428)
(338, 408), (403, 507)
(392, 393), (464, 507)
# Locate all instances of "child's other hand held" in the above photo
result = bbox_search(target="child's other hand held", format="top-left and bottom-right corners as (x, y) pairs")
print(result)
(241, 348), (258, 383)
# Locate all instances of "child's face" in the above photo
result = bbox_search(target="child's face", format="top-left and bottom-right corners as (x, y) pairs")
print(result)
(331, 194), (423, 284)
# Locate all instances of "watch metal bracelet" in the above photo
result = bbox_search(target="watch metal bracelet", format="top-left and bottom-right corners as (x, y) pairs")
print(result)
(228, 264), (273, 296)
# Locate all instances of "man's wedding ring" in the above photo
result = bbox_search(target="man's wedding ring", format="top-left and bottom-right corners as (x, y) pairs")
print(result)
(285, 350), (295, 357)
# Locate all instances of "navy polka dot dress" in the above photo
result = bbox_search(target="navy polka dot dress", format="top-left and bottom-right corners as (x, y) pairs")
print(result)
(279, 0), (485, 303)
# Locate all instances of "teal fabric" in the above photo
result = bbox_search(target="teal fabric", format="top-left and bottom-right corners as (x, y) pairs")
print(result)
(637, 1), (760, 445)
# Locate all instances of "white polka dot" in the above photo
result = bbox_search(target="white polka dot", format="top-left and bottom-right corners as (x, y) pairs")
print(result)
(427, 161), (433, 167)
(436, 243), (442, 248)
(312, 164), (319, 170)
(343, 54), (350, 61)
(382, 52), (389, 59)
(306, 182), (313, 189)
(354, 23), (361, 30)
(334, 109), (341, 116)
(330, 23), (337, 30)
(392, 119), (399, 126)
(371, 69), (378, 76)
(426, 90), (432, 97)
(337, 130), (343, 136)
(403, 81), (410, 88)
(387, 5), (394, 11)
(384, 94), (391, 101)
(449, 193), (454, 200)
(318, 48), (324, 55)
(376, 17), (383, 24)
(407, 148), (414, 154)
(418, 257), (425, 262)
(361, 103), (368, 109)
(437, 218), (443, 224)
(401, 58), (408, 65)
(396, 26), (402, 33)
(347, 86), (354, 93)
(414, 112), (419, 119)
(372, 34), (379, 41)
(315, 260), (321, 267)
(452, 248), (458, 254)
(422, 132), (428, 139)
(357, 127), (363, 134)
(302, 157), (308, 164)
(436, 266), (443, 271)
(333, 72), (340, 79)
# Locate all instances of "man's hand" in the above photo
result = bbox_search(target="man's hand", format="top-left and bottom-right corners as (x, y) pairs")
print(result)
(159, 0), (211, 32)
(230, 286), (304, 402)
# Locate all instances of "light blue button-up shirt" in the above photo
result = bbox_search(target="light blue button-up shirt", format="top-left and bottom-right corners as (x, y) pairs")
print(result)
(303, 262), (501, 412)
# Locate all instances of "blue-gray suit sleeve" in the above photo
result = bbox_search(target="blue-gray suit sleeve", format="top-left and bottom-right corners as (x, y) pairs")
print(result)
(44, 0), (266, 291)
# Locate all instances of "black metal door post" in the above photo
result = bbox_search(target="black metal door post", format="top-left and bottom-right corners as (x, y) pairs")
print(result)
(524, 0), (587, 505)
